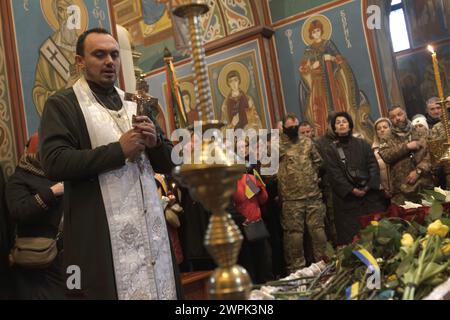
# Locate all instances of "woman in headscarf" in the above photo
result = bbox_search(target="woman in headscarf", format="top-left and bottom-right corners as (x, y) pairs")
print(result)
(5, 133), (65, 299)
(324, 112), (386, 245)
(411, 114), (430, 136)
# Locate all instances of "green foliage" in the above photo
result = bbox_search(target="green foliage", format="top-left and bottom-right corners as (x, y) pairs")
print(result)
(429, 202), (444, 221)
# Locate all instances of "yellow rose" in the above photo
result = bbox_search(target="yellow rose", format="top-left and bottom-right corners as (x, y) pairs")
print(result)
(371, 221), (379, 226)
(420, 236), (428, 249)
(427, 220), (449, 237)
(401, 233), (414, 247)
(442, 243), (450, 254)
(387, 274), (397, 282)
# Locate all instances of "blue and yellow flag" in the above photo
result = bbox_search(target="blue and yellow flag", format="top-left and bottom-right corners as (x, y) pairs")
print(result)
(345, 282), (360, 300)
(245, 175), (260, 199)
(253, 169), (266, 187)
(352, 248), (379, 271)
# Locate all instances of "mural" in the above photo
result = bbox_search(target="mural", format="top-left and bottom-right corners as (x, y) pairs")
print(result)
(404, 0), (450, 48)
(267, 0), (339, 24)
(274, 1), (380, 140)
(162, 75), (199, 127)
(0, 12), (17, 177)
(115, 0), (256, 72)
(298, 14), (372, 137)
(33, 0), (89, 116)
(397, 41), (450, 118)
(200, 0), (226, 43)
(209, 55), (264, 130)
(219, 0), (255, 35)
(178, 77), (199, 125)
(145, 40), (271, 132)
(11, 0), (112, 136)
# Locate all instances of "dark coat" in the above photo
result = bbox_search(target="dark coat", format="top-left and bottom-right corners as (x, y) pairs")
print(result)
(178, 187), (213, 270)
(0, 168), (14, 299)
(324, 136), (386, 245)
(39, 88), (182, 299)
(5, 164), (64, 299)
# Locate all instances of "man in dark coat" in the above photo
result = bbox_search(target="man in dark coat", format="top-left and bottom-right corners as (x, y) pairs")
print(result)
(425, 97), (442, 130)
(39, 28), (181, 299)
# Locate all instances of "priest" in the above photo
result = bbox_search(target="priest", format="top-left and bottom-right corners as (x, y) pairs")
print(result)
(39, 28), (181, 300)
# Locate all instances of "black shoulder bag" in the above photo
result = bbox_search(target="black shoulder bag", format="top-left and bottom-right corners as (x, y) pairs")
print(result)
(331, 142), (369, 189)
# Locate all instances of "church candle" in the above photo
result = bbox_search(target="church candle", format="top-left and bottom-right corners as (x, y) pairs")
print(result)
(428, 45), (445, 100)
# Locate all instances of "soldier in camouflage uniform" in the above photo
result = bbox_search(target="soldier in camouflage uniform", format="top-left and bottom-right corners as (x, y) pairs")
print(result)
(278, 114), (327, 273)
(430, 109), (450, 189)
(430, 96), (450, 142)
(379, 106), (434, 205)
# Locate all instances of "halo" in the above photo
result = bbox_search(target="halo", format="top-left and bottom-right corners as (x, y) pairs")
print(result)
(41, 0), (88, 33)
(301, 14), (333, 46)
(179, 81), (195, 107)
(218, 62), (250, 98)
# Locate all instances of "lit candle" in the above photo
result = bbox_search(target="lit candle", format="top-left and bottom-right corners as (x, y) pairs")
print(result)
(428, 45), (445, 100)
(428, 45), (450, 143)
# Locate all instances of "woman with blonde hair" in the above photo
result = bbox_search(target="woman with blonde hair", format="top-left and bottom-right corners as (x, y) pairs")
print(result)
(372, 118), (392, 198)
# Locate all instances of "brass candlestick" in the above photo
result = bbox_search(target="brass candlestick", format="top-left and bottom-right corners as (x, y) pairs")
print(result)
(438, 99), (450, 170)
(427, 46), (450, 178)
(171, 0), (252, 300)
(173, 0), (214, 121)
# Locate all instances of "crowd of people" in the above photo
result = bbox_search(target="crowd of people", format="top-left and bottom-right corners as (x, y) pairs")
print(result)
(1, 27), (450, 299)
(229, 97), (450, 284)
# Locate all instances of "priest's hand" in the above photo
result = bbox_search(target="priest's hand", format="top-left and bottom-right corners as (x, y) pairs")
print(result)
(119, 129), (146, 159)
(133, 116), (159, 148)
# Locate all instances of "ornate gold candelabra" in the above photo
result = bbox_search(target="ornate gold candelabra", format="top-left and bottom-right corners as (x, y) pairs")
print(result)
(427, 46), (450, 177)
(438, 99), (450, 170)
(171, 0), (252, 299)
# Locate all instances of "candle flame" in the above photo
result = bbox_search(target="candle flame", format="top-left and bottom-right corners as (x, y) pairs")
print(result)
(172, 183), (176, 189)
(428, 45), (435, 54)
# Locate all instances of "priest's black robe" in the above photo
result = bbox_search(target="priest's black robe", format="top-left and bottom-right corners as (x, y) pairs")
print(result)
(39, 86), (182, 300)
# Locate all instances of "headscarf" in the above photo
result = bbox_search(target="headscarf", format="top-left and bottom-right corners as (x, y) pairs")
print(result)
(373, 117), (392, 146)
(411, 114), (429, 131)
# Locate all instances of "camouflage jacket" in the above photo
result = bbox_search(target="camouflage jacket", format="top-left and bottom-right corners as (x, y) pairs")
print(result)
(278, 134), (322, 201)
(378, 128), (433, 196)
(430, 121), (447, 140)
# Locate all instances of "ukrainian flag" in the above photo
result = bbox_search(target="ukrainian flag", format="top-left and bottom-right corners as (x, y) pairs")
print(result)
(245, 175), (260, 199)
(352, 248), (379, 270)
(253, 169), (266, 187)
(345, 282), (360, 300)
